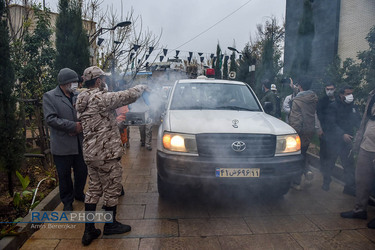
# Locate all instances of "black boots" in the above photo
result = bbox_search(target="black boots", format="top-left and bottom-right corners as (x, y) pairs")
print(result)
(103, 205), (131, 235)
(82, 203), (101, 246)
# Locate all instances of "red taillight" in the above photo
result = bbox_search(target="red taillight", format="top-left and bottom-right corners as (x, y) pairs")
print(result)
(206, 68), (215, 76)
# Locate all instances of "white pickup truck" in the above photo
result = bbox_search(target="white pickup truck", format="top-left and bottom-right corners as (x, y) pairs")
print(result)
(157, 78), (303, 198)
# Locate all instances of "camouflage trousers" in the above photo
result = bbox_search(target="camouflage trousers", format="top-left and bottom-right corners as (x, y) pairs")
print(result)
(85, 158), (123, 207)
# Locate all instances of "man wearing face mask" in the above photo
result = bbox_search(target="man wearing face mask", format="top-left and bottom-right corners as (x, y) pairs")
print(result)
(43, 68), (87, 211)
(76, 66), (147, 246)
(316, 83), (337, 191)
(324, 85), (361, 196)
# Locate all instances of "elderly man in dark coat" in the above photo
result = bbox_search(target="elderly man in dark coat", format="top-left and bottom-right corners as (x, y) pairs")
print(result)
(43, 68), (87, 211)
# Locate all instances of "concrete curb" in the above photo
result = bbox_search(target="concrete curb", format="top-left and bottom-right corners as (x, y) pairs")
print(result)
(0, 186), (60, 250)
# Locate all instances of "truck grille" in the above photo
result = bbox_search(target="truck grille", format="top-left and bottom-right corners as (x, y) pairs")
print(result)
(196, 133), (275, 158)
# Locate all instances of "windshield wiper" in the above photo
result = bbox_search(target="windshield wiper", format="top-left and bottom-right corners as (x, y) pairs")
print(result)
(216, 106), (258, 111)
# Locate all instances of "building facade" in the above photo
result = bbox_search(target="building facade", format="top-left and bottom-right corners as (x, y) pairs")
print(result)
(8, 4), (97, 65)
(284, 0), (375, 85)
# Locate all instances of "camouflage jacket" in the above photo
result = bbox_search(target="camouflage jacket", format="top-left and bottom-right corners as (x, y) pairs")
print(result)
(76, 85), (146, 162)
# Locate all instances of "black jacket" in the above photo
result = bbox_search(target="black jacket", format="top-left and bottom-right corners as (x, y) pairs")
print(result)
(316, 95), (337, 133)
(325, 98), (361, 140)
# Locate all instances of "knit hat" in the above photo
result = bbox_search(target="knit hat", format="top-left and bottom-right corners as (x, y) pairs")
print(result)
(57, 68), (79, 85)
(83, 66), (108, 82)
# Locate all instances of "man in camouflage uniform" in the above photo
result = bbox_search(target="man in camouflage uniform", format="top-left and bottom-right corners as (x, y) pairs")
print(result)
(76, 66), (146, 246)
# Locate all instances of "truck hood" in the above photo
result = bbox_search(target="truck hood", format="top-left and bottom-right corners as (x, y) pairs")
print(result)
(166, 110), (296, 135)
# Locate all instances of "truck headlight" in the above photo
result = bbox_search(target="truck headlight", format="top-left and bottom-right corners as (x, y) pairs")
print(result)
(275, 134), (301, 154)
(162, 132), (198, 153)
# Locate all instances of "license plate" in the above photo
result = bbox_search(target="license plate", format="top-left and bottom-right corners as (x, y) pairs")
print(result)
(216, 168), (260, 178)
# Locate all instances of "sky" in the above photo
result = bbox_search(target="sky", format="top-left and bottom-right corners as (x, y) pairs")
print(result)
(37, 0), (286, 61)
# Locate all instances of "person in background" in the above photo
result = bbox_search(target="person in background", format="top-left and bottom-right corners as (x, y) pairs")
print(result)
(316, 83), (337, 191)
(116, 105), (130, 148)
(129, 88), (153, 151)
(76, 66), (147, 246)
(43, 68), (87, 211)
(282, 78), (299, 124)
(340, 88), (375, 229)
(288, 79), (318, 190)
(271, 83), (281, 119)
(323, 85), (361, 196)
(260, 79), (278, 117)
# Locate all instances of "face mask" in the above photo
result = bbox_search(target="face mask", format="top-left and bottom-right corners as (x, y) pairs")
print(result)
(344, 94), (354, 104)
(325, 90), (334, 97)
(71, 82), (78, 92)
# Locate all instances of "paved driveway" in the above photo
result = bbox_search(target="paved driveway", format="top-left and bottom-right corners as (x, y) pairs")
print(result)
(21, 127), (375, 249)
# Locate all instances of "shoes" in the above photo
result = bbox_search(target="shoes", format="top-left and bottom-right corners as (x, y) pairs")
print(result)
(126, 141), (130, 148)
(291, 183), (302, 191)
(340, 210), (367, 220)
(82, 226), (101, 246)
(146, 146), (152, 151)
(367, 218), (375, 229)
(141, 142), (145, 147)
(82, 203), (101, 246)
(343, 186), (356, 197)
(304, 171), (314, 181)
(321, 183), (330, 191)
(63, 203), (73, 211)
(103, 205), (131, 235)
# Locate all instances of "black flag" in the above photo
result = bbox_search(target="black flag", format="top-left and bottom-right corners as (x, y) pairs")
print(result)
(149, 47), (154, 54)
(130, 52), (135, 61)
(187, 57), (192, 63)
(145, 54), (150, 60)
(176, 50), (180, 57)
(163, 49), (168, 56)
(160, 56), (164, 62)
(200, 57), (204, 63)
(210, 53), (214, 59)
(133, 44), (140, 52)
(189, 52), (193, 58)
(198, 52), (203, 56)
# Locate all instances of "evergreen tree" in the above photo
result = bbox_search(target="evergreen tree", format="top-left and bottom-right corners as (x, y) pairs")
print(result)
(223, 55), (229, 80)
(0, 0), (25, 196)
(358, 25), (375, 96)
(236, 44), (257, 88)
(214, 43), (222, 79)
(55, 0), (90, 75)
(290, 0), (314, 81)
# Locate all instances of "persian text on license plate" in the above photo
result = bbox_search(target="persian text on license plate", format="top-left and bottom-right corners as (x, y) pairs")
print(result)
(216, 168), (260, 178)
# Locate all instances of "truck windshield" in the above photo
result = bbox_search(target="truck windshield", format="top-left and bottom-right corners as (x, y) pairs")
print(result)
(170, 82), (262, 111)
